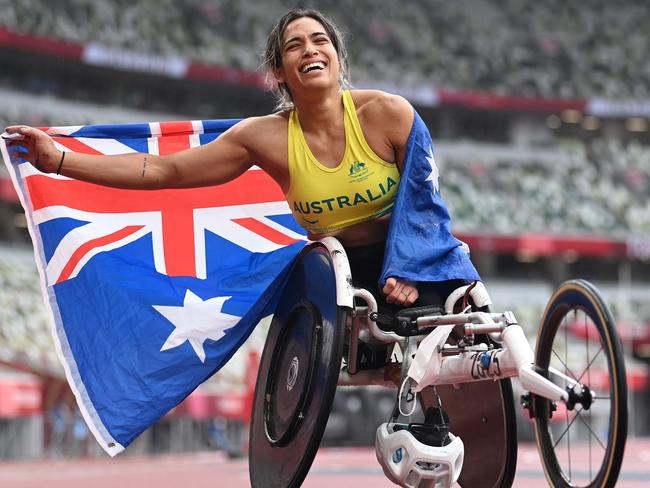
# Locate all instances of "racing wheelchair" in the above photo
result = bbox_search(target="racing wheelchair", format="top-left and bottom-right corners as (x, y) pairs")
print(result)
(249, 238), (628, 488)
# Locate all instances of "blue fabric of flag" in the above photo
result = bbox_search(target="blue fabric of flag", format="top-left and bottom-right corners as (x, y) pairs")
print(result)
(380, 110), (480, 285)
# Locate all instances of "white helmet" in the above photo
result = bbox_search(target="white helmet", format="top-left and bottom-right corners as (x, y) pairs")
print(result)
(375, 422), (464, 488)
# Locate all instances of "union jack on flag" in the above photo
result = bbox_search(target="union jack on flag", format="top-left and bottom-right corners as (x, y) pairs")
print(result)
(1, 120), (307, 456)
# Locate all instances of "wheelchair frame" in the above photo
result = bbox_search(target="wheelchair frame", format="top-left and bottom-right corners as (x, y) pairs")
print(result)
(324, 236), (575, 405)
(316, 236), (627, 488)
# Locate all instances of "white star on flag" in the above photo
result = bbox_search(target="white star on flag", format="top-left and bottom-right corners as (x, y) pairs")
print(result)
(153, 290), (240, 363)
(424, 146), (440, 194)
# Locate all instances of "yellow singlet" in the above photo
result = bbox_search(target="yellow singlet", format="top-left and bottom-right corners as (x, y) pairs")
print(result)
(285, 90), (400, 234)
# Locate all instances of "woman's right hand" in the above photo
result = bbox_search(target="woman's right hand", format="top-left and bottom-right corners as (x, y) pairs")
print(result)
(4, 125), (62, 173)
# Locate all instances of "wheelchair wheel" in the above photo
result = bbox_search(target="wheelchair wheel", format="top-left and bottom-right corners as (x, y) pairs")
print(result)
(421, 379), (518, 488)
(533, 280), (627, 488)
(249, 243), (348, 488)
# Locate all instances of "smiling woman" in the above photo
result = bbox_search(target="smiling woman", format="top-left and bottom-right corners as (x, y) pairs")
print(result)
(262, 9), (351, 111)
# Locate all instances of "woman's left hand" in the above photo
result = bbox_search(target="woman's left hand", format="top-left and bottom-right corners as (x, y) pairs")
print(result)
(382, 277), (419, 306)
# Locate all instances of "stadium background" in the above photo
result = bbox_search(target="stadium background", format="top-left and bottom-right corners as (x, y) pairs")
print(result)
(0, 0), (649, 468)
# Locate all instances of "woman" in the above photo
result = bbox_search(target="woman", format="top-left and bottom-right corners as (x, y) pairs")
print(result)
(5, 8), (463, 317)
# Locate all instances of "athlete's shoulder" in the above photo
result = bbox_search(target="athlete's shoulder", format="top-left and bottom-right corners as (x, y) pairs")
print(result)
(228, 112), (288, 146)
(350, 89), (413, 125)
(233, 112), (288, 134)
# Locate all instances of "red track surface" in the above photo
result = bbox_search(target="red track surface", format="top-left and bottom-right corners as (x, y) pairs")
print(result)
(0, 440), (648, 487)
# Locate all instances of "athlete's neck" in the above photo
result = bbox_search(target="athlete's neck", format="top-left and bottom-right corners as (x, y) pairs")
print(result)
(292, 88), (345, 134)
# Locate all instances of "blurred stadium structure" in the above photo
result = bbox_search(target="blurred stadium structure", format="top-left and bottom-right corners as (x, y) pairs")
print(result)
(0, 0), (649, 460)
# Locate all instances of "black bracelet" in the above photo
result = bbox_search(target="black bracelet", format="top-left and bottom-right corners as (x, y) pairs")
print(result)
(56, 151), (65, 175)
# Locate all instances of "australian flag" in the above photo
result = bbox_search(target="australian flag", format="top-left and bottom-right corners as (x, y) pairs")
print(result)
(1, 110), (478, 457)
(2, 120), (307, 456)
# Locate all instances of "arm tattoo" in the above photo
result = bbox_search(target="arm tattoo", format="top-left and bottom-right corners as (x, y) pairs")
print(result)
(141, 155), (147, 178)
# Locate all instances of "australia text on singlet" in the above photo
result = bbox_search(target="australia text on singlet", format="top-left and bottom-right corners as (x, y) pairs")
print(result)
(285, 90), (400, 234)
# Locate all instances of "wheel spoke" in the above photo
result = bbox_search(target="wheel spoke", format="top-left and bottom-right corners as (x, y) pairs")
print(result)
(551, 348), (580, 383)
(576, 410), (608, 450)
(552, 406), (583, 448)
(551, 342), (604, 391)
(567, 401), (572, 480)
(551, 408), (603, 446)
(575, 346), (604, 385)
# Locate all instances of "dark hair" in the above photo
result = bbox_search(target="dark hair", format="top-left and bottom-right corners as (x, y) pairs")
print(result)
(263, 8), (351, 111)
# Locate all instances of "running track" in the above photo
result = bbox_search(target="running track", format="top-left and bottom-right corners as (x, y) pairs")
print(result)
(0, 440), (649, 487)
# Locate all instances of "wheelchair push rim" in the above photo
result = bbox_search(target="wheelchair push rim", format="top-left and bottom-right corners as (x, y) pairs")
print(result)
(533, 279), (627, 488)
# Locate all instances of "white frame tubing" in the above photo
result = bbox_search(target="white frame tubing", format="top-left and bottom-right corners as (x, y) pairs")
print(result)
(342, 311), (570, 404)
(317, 236), (571, 405)
(417, 314), (570, 403)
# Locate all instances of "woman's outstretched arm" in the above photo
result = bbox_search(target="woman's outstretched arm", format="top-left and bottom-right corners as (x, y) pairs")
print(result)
(4, 119), (258, 190)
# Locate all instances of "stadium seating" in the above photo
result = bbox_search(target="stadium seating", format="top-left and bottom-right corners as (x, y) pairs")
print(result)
(0, 248), (60, 371)
(437, 138), (650, 236)
(0, 0), (649, 99)
(0, 88), (180, 129)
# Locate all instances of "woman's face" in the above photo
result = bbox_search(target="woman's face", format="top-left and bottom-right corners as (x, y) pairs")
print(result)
(274, 16), (341, 95)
